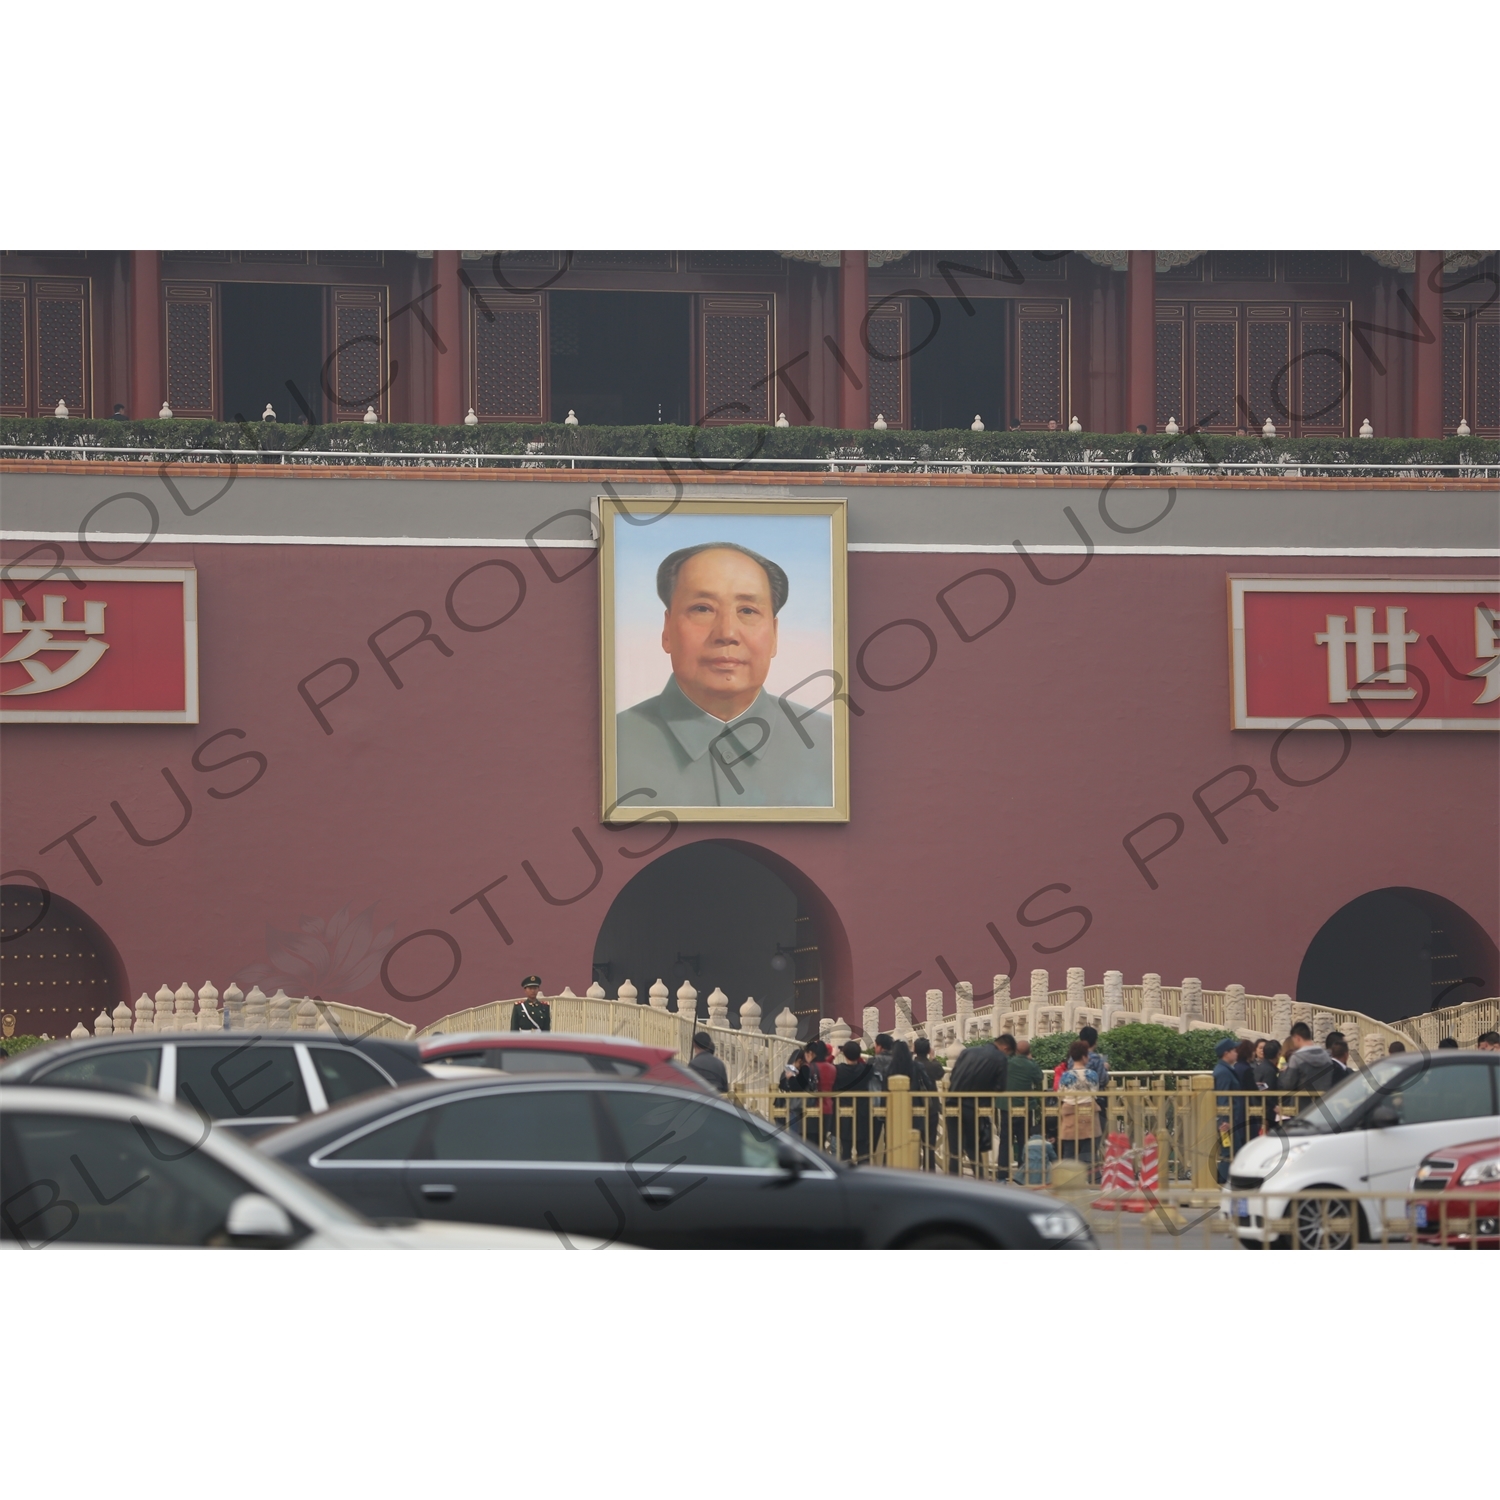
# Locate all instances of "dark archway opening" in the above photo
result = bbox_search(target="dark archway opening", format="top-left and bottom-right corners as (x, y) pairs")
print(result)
(0, 885), (128, 1039)
(1297, 886), (1498, 1023)
(220, 282), (325, 424)
(908, 296), (1011, 430)
(592, 840), (849, 1040)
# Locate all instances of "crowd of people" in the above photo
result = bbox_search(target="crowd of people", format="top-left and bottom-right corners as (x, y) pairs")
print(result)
(765, 1020), (1500, 1182)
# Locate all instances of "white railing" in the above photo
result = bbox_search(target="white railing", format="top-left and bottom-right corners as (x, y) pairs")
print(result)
(64, 982), (415, 1041)
(1392, 994), (1500, 1049)
(421, 980), (801, 1093)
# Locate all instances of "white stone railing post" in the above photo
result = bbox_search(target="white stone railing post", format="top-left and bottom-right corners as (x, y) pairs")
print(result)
(707, 987), (729, 1029)
(293, 996), (319, 1030)
(71, 1022), (90, 1040)
(1224, 984), (1246, 1033)
(223, 982), (245, 1030)
(1180, 978), (1203, 1025)
(923, 988), (944, 1036)
(94, 1009), (113, 1036)
(243, 986), (268, 1029)
(648, 979), (669, 1011)
(1028, 968), (1049, 1037)
(617, 979), (638, 1006)
(1065, 967), (1085, 1031)
(268, 989), (293, 1030)
(134, 991), (155, 1033)
(586, 982), (607, 999)
(112, 997), (134, 1034)
(992, 973), (1011, 1015)
(862, 1005), (881, 1047)
(676, 979), (698, 1022)
(739, 997), (763, 1034)
(174, 983), (196, 1030)
(1313, 1009), (1333, 1046)
(1102, 970), (1124, 1030)
(893, 996), (915, 1042)
(1142, 973), (1162, 1018)
(197, 982), (221, 1031)
(774, 1007), (797, 1040)
(819, 1018), (834, 1046)
(153, 985), (175, 1031)
(828, 1016), (851, 1048)
(1291, 1001), (1312, 1030)
(954, 982), (973, 1040)
(1271, 994), (1291, 1037)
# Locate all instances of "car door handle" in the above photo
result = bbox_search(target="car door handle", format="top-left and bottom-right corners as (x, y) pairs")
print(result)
(420, 1183), (457, 1201)
(638, 1184), (677, 1202)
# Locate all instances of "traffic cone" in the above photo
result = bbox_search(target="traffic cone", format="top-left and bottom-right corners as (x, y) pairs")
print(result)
(1090, 1132), (1132, 1210)
(1117, 1131), (1159, 1214)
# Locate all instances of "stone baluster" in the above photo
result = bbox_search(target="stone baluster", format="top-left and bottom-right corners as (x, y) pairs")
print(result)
(196, 981), (221, 1031)
(1419, 1014), (1439, 1048)
(267, 989), (293, 1030)
(992, 973), (1011, 1016)
(133, 991), (155, 1033)
(71, 1022), (90, 1040)
(892, 997), (915, 1042)
(923, 988), (944, 1037)
(739, 996), (763, 1034)
(586, 982), (606, 999)
(826, 1017), (850, 1049)
(112, 997), (134, 1034)
(861, 1005), (880, 1047)
(153, 985), (175, 1031)
(1180, 978), (1203, 1026)
(1142, 973), (1162, 1019)
(1270, 994), (1292, 1038)
(1290, 1002), (1312, 1030)
(617, 979), (638, 1006)
(173, 983), (196, 1030)
(294, 996), (319, 1030)
(1028, 968), (1049, 1036)
(223, 983), (245, 1030)
(1224, 984), (1246, 1034)
(1342, 1018), (1361, 1059)
(1312, 1010), (1333, 1047)
(774, 1007), (798, 1040)
(243, 985), (268, 1029)
(818, 1018), (834, 1048)
(1102, 969), (1124, 1030)
(707, 987), (729, 1029)
(675, 979), (698, 1021)
(94, 1009), (113, 1036)
(1361, 1029), (1385, 1064)
(954, 981), (973, 1041)
(557, 986), (577, 998)
(648, 979), (670, 1011)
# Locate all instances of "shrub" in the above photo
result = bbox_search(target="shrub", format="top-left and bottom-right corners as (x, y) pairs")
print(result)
(1, 1035), (46, 1058)
(1005, 1023), (1239, 1077)
(1028, 1032), (1080, 1072)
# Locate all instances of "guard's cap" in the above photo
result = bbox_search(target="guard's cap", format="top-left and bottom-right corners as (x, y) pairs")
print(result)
(1215, 1037), (1239, 1056)
(522, 975), (542, 988)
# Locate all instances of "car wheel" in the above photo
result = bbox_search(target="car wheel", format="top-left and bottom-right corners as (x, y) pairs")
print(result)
(900, 1230), (989, 1249)
(1294, 1191), (1356, 1251)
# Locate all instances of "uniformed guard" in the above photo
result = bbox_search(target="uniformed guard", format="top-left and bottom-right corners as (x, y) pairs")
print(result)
(511, 975), (552, 1032)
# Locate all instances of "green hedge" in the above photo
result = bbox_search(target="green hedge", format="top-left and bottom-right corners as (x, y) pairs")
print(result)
(0, 1035), (46, 1058)
(2, 415), (1492, 470)
(976, 1022), (1240, 1076)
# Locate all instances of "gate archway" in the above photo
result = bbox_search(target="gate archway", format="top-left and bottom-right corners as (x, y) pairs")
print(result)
(592, 840), (850, 1041)
(0, 884), (128, 1040)
(1297, 886), (1498, 1023)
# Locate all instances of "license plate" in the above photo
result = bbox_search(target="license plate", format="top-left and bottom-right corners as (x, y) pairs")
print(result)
(1414, 1204), (1428, 1228)
(1234, 1197), (1249, 1217)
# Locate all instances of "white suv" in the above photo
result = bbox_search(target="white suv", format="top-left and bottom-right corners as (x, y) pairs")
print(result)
(1222, 1050), (1500, 1248)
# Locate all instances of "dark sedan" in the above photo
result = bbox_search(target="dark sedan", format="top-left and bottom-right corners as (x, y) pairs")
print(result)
(258, 1074), (1094, 1249)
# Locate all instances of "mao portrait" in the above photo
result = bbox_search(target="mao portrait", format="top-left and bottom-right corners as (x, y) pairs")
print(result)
(599, 499), (849, 823)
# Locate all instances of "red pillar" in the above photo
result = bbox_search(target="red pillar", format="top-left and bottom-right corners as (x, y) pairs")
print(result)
(1125, 251), (1156, 433)
(1412, 250), (1444, 438)
(128, 250), (162, 419)
(837, 251), (869, 431)
(431, 252), (464, 426)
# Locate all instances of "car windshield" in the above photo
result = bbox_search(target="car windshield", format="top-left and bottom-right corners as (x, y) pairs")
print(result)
(1283, 1056), (1411, 1132)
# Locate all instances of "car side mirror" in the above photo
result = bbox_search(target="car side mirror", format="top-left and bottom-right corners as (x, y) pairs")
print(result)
(1366, 1102), (1401, 1129)
(776, 1140), (807, 1176)
(225, 1192), (295, 1243)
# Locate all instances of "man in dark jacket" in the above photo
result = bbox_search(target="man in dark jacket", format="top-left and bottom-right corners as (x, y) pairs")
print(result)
(832, 1040), (874, 1162)
(1002, 1036), (1045, 1174)
(1277, 1030), (1340, 1094)
(689, 1032), (729, 1092)
(868, 1033), (895, 1156)
(913, 1036), (943, 1084)
(946, 1037), (1008, 1176)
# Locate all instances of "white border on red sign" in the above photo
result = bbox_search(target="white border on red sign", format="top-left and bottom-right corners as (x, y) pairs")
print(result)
(0, 565), (199, 724)
(1229, 576), (1500, 732)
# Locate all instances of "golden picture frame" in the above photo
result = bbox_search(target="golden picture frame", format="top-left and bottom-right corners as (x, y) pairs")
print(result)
(598, 495), (849, 823)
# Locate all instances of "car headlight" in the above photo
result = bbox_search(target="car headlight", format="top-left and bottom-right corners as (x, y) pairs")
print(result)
(1458, 1157), (1500, 1186)
(1030, 1210), (1086, 1241)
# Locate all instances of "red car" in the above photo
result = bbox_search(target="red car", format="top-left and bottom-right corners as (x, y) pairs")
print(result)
(417, 1031), (713, 1092)
(1410, 1137), (1500, 1248)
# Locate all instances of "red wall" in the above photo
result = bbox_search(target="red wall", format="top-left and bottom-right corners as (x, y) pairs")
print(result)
(4, 541), (1496, 1031)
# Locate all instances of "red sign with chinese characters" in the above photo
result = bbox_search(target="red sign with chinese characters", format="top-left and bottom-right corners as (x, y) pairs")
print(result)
(0, 566), (198, 723)
(1230, 577), (1500, 731)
